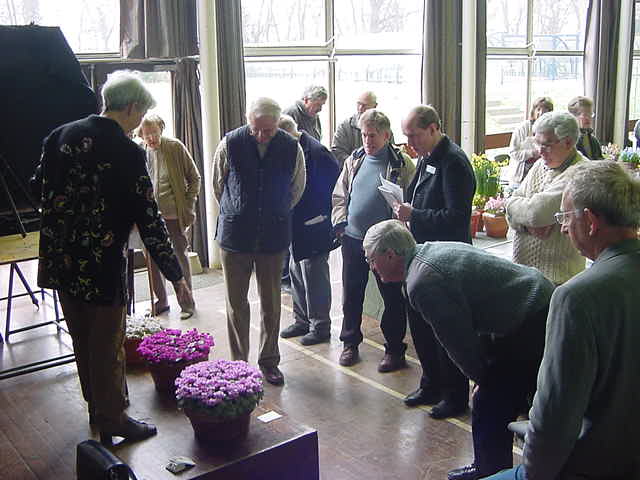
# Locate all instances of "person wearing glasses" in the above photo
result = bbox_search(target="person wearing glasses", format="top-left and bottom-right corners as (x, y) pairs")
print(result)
(212, 97), (306, 386)
(507, 96), (554, 186)
(505, 111), (586, 286)
(483, 161), (640, 480)
(361, 219), (555, 480)
(568, 96), (603, 160)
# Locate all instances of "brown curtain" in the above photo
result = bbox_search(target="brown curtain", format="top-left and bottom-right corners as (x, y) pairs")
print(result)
(216, 0), (247, 135)
(475, 0), (487, 154)
(584, 0), (622, 144)
(173, 58), (208, 267)
(120, 0), (198, 59)
(422, 0), (463, 144)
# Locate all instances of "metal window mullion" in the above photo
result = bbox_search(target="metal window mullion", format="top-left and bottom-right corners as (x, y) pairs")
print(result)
(327, 0), (336, 145)
(526, 0), (534, 117)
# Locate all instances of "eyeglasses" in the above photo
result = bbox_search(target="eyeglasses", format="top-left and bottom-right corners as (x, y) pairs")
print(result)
(536, 138), (562, 151)
(554, 208), (583, 225)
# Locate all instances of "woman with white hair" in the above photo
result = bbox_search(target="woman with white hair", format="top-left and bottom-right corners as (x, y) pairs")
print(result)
(506, 111), (587, 285)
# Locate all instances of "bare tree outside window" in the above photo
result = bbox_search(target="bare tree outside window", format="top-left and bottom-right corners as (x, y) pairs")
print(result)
(242, 0), (324, 45)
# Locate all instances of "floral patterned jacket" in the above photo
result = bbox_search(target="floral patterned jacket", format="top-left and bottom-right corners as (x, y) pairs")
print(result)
(32, 115), (183, 305)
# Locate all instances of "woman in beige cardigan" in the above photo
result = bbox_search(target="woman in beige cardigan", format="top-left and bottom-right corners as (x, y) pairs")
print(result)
(138, 114), (201, 318)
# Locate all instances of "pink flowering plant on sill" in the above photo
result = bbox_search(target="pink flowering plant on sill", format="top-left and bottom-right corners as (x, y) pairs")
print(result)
(175, 359), (264, 419)
(137, 328), (214, 365)
(483, 196), (506, 216)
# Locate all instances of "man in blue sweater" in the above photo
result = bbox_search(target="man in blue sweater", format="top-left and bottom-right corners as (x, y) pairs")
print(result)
(363, 219), (555, 480)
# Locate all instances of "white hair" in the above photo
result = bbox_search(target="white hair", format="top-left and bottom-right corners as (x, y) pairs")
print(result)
(101, 70), (156, 112)
(363, 220), (416, 259)
(248, 97), (281, 120)
(302, 85), (328, 102)
(278, 114), (298, 135)
(533, 111), (579, 145)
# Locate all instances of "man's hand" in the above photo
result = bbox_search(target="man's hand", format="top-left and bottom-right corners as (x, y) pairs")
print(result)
(394, 202), (413, 222)
(172, 278), (194, 309)
(528, 224), (554, 239)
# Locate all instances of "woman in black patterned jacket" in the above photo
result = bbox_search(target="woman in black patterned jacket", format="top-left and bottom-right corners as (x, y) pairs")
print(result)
(31, 71), (191, 445)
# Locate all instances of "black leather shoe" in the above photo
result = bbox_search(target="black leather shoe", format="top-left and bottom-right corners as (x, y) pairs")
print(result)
(429, 399), (469, 419)
(260, 366), (285, 386)
(377, 352), (407, 372)
(403, 386), (441, 407)
(280, 323), (309, 338)
(300, 331), (330, 346)
(99, 415), (157, 446)
(339, 345), (359, 366)
(447, 464), (479, 480)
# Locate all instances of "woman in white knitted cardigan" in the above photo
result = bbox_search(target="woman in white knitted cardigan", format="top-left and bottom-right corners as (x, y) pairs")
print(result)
(506, 111), (586, 285)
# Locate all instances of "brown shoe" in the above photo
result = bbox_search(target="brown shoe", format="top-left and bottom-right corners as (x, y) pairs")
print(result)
(377, 352), (407, 373)
(260, 366), (285, 386)
(339, 345), (359, 366)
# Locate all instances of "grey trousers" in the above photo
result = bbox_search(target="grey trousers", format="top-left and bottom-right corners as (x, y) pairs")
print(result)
(289, 250), (331, 335)
(148, 218), (194, 309)
(219, 246), (286, 368)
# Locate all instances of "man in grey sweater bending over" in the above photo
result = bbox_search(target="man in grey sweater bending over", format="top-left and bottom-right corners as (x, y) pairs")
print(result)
(483, 161), (640, 480)
(362, 220), (555, 480)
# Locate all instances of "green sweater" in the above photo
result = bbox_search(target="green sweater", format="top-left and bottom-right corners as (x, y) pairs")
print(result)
(405, 242), (555, 383)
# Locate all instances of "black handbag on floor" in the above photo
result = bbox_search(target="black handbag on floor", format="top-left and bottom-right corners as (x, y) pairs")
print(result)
(76, 439), (138, 480)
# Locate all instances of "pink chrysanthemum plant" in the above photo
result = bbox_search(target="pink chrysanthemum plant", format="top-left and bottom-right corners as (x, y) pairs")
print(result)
(175, 359), (264, 419)
(483, 196), (506, 216)
(137, 328), (214, 365)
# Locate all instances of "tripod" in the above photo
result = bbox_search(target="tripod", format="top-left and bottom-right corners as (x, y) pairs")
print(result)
(0, 152), (40, 238)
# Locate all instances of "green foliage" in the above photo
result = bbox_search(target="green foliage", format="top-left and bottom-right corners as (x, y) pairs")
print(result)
(471, 153), (501, 199)
(178, 392), (264, 420)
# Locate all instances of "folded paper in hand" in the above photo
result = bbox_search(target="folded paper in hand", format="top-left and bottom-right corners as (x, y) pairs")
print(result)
(378, 174), (403, 208)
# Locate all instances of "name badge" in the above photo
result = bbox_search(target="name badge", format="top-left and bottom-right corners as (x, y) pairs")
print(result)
(426, 165), (436, 175)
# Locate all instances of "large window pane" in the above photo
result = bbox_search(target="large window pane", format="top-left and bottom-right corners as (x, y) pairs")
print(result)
(245, 61), (329, 142)
(139, 72), (174, 138)
(629, 59), (640, 121)
(634, 2), (640, 51)
(486, 0), (528, 48)
(532, 0), (588, 51)
(0, 0), (119, 53)
(241, 0), (324, 46)
(334, 0), (423, 50)
(486, 58), (528, 135)
(334, 55), (421, 141)
(530, 56), (584, 114)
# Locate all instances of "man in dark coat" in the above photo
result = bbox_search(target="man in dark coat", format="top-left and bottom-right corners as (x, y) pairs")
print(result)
(278, 115), (340, 345)
(394, 104), (476, 419)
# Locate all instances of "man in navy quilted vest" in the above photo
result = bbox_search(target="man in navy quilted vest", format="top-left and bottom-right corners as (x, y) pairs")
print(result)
(212, 97), (306, 386)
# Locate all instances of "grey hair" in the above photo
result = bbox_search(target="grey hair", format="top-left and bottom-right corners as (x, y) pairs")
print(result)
(248, 97), (281, 120)
(363, 220), (416, 259)
(101, 71), (156, 112)
(533, 111), (579, 145)
(278, 114), (298, 135)
(409, 105), (441, 130)
(567, 96), (594, 116)
(358, 109), (391, 134)
(302, 85), (328, 102)
(565, 161), (640, 229)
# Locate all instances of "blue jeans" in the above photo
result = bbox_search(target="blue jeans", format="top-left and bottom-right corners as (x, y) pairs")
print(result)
(481, 465), (526, 480)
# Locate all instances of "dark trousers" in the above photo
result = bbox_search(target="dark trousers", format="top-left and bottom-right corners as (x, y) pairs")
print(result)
(407, 304), (469, 404)
(472, 307), (548, 476)
(340, 234), (406, 353)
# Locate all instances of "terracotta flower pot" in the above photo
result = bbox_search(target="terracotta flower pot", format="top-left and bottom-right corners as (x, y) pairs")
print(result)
(147, 357), (207, 394)
(470, 210), (482, 238)
(482, 213), (508, 238)
(183, 407), (253, 444)
(124, 338), (145, 366)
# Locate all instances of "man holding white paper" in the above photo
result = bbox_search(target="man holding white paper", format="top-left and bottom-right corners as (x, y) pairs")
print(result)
(332, 109), (415, 370)
(395, 105), (476, 420)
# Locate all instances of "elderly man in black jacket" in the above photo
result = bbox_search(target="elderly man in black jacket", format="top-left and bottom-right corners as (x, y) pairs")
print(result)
(278, 115), (340, 345)
(394, 104), (476, 419)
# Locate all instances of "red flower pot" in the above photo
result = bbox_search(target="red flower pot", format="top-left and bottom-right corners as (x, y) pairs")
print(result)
(183, 407), (253, 444)
(482, 213), (509, 238)
(124, 338), (145, 366)
(470, 210), (482, 238)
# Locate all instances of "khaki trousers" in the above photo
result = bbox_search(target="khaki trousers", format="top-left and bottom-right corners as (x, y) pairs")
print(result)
(59, 292), (127, 422)
(148, 218), (194, 309)
(219, 246), (286, 368)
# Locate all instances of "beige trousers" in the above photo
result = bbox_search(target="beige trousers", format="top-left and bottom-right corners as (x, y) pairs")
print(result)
(219, 246), (286, 368)
(59, 292), (127, 422)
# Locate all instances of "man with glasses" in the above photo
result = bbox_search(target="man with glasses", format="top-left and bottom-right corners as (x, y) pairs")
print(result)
(213, 97), (306, 385)
(361, 219), (555, 480)
(483, 161), (640, 480)
(568, 96), (603, 160)
(506, 111), (586, 286)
